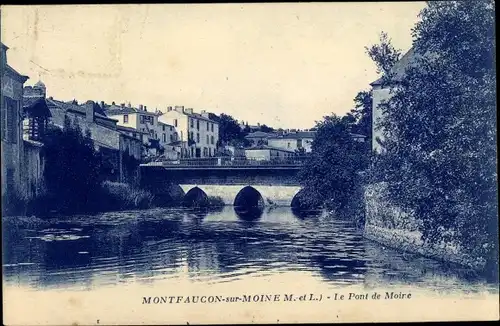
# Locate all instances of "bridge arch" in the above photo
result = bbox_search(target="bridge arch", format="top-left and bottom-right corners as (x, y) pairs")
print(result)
(233, 186), (265, 208)
(178, 185), (302, 207)
(182, 186), (209, 207)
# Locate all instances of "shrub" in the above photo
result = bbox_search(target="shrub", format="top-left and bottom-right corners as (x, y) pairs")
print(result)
(100, 181), (155, 211)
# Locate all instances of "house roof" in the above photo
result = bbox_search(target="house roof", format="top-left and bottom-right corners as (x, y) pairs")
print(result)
(186, 112), (219, 124)
(268, 131), (317, 140)
(245, 131), (273, 139)
(116, 125), (149, 134)
(245, 144), (296, 153)
(47, 98), (116, 122)
(158, 121), (173, 127)
(22, 97), (52, 117)
(370, 47), (420, 86)
(4, 64), (29, 83)
(105, 104), (161, 117)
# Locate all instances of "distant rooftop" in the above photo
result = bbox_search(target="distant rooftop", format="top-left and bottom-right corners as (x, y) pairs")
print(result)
(370, 47), (421, 86)
(245, 131), (274, 139)
(268, 131), (317, 140)
(104, 103), (161, 117)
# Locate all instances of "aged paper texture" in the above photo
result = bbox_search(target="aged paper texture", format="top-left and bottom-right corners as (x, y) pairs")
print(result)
(1, 2), (498, 325)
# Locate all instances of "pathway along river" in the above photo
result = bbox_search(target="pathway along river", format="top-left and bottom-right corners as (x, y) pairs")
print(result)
(2, 207), (497, 293)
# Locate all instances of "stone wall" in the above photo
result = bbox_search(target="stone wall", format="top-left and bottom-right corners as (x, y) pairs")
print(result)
(22, 140), (46, 200)
(364, 182), (486, 271)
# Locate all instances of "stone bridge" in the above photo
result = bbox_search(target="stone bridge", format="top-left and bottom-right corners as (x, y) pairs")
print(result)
(140, 163), (305, 207)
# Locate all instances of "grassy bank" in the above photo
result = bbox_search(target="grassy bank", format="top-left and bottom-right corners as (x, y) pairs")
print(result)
(2, 181), (157, 217)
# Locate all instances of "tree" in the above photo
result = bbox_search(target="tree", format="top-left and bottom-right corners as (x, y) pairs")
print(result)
(215, 113), (246, 145)
(347, 90), (373, 142)
(365, 31), (402, 75)
(373, 1), (497, 266)
(297, 114), (369, 218)
(259, 124), (274, 133)
(42, 116), (102, 213)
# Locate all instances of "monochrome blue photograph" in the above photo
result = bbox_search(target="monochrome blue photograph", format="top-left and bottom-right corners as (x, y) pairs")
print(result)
(1, 2), (498, 324)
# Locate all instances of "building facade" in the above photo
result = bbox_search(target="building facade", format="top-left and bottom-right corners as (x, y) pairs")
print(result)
(105, 103), (177, 157)
(1, 43), (32, 200)
(267, 131), (316, 153)
(244, 145), (296, 161)
(159, 106), (219, 158)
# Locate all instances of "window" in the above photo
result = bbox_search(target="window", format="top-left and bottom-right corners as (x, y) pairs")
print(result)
(174, 119), (178, 127)
(206, 135), (209, 144)
(208, 148), (211, 156)
(287, 142), (291, 148)
(140, 115), (144, 124)
(174, 132), (178, 141)
(196, 120), (199, 130)
(207, 121), (209, 131)
(297, 139), (302, 148)
(211, 135), (214, 145)
(196, 133), (200, 143)
(3, 98), (18, 143)
(170, 134), (174, 142)
(163, 134), (166, 142)
(190, 131), (194, 140)
(211, 123), (214, 132)
(123, 114), (129, 123)
(162, 125), (165, 131)
(190, 119), (194, 128)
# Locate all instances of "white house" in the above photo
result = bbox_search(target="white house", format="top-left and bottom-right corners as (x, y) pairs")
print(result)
(244, 145), (296, 161)
(158, 106), (219, 158)
(267, 131), (316, 153)
(370, 47), (419, 153)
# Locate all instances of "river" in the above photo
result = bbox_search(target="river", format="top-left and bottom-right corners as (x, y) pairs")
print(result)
(2, 206), (496, 294)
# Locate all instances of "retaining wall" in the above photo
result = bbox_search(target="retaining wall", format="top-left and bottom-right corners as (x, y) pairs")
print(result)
(364, 182), (486, 271)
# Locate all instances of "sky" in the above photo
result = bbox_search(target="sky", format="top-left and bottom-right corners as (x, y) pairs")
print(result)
(1, 3), (426, 129)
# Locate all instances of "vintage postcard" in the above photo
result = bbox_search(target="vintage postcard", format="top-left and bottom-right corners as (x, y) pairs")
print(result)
(1, 2), (498, 325)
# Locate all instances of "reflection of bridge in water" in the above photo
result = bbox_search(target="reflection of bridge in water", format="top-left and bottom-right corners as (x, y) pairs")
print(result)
(140, 157), (309, 209)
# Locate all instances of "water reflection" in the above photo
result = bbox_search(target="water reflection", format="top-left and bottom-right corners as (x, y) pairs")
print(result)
(234, 206), (263, 221)
(2, 207), (497, 293)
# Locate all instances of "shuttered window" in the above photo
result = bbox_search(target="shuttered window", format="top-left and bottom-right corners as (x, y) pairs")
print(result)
(1, 98), (6, 140)
(4, 97), (18, 144)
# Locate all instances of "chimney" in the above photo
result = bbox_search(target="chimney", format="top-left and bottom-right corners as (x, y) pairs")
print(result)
(112, 101), (116, 105)
(167, 106), (172, 112)
(139, 104), (143, 110)
(200, 109), (209, 118)
(144, 105), (147, 112)
(174, 105), (184, 113)
(127, 102), (132, 108)
(185, 108), (194, 114)
(85, 100), (95, 122)
(121, 103), (125, 108)
(100, 101), (105, 109)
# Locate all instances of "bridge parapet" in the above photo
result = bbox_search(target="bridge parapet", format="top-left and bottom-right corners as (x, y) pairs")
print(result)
(140, 155), (308, 169)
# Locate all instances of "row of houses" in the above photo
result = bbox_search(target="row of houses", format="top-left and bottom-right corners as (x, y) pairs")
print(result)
(240, 129), (366, 161)
(105, 104), (220, 160)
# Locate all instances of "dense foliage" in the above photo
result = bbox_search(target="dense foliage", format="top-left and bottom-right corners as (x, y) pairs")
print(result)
(372, 1), (497, 264)
(212, 113), (248, 146)
(346, 90), (373, 143)
(41, 116), (103, 213)
(297, 115), (370, 222)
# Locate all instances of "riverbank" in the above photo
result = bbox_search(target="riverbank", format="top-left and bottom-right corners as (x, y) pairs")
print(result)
(363, 182), (496, 278)
(2, 181), (226, 218)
